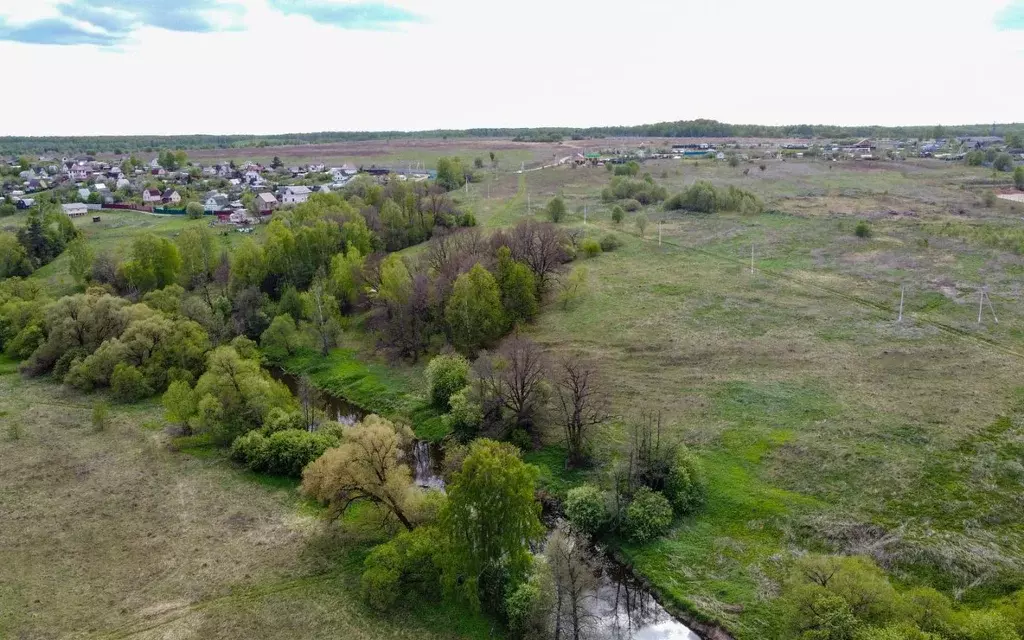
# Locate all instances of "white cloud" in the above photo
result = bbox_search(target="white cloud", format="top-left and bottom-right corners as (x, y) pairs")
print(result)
(0, 0), (1021, 135)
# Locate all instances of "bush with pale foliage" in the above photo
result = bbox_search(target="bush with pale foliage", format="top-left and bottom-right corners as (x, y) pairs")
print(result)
(301, 415), (419, 530)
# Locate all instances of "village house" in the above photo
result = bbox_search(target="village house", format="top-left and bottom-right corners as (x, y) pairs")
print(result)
(243, 169), (265, 187)
(142, 188), (163, 204)
(840, 139), (876, 156)
(162, 189), (181, 204)
(204, 192), (229, 212)
(115, 177), (131, 190)
(16, 198), (35, 209)
(281, 185), (311, 204)
(62, 203), (88, 217)
(78, 188), (91, 201)
(330, 164), (359, 181)
(69, 164), (89, 181)
(255, 192), (278, 212)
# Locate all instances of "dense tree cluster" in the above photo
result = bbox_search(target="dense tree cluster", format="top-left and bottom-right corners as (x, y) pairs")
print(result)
(0, 206), (80, 278)
(365, 220), (569, 360)
(776, 554), (1024, 640)
(600, 175), (668, 206)
(562, 412), (705, 543)
(349, 438), (547, 628)
(663, 180), (763, 214)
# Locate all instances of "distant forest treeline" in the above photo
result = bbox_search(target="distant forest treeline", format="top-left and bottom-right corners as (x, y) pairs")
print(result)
(4, 119), (1023, 156)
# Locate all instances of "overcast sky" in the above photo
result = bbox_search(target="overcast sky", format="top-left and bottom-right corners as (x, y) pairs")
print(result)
(1, 0), (1022, 136)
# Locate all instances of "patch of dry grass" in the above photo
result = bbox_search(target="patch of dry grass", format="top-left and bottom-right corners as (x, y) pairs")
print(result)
(0, 374), (491, 640)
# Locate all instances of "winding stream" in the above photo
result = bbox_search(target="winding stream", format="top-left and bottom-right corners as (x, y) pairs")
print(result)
(269, 368), (702, 639)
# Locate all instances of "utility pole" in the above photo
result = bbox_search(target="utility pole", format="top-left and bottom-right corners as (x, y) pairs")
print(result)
(898, 285), (904, 323)
(658, 220), (662, 246)
(978, 288), (985, 324)
(750, 243), (754, 275)
(584, 203), (587, 225)
(987, 290), (999, 324)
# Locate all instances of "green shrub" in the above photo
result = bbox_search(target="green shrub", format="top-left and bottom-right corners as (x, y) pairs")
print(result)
(262, 407), (305, 434)
(504, 567), (551, 639)
(110, 363), (152, 403)
(91, 401), (109, 433)
(620, 198), (641, 212)
(361, 526), (442, 611)
(1015, 166), (1024, 191)
(230, 428), (339, 477)
(425, 353), (470, 411)
(581, 239), (602, 258)
(960, 611), (1019, 640)
(599, 234), (622, 252)
(664, 181), (762, 214)
(983, 191), (997, 208)
(361, 539), (402, 611)
(600, 177), (666, 205)
(505, 579), (541, 639)
(993, 153), (1014, 172)
(507, 428), (532, 452)
(565, 485), (609, 535)
(786, 591), (861, 640)
(624, 487), (673, 542)
(855, 221), (872, 238)
(611, 206), (624, 224)
(442, 386), (482, 441)
(613, 161), (640, 177)
(185, 202), (204, 219)
(781, 555), (899, 630)
(546, 197), (567, 223)
(52, 346), (88, 381)
(664, 181), (717, 213)
(6, 323), (43, 360)
(664, 448), (705, 515)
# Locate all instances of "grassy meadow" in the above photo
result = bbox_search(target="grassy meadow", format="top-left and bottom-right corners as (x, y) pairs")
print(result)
(452, 157), (1024, 636)
(4, 152), (1024, 638)
(0, 366), (495, 640)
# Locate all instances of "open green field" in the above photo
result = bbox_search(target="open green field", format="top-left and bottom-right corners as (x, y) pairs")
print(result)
(177, 137), (569, 172)
(5, 154), (1024, 639)
(0, 366), (495, 640)
(451, 158), (1024, 635)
